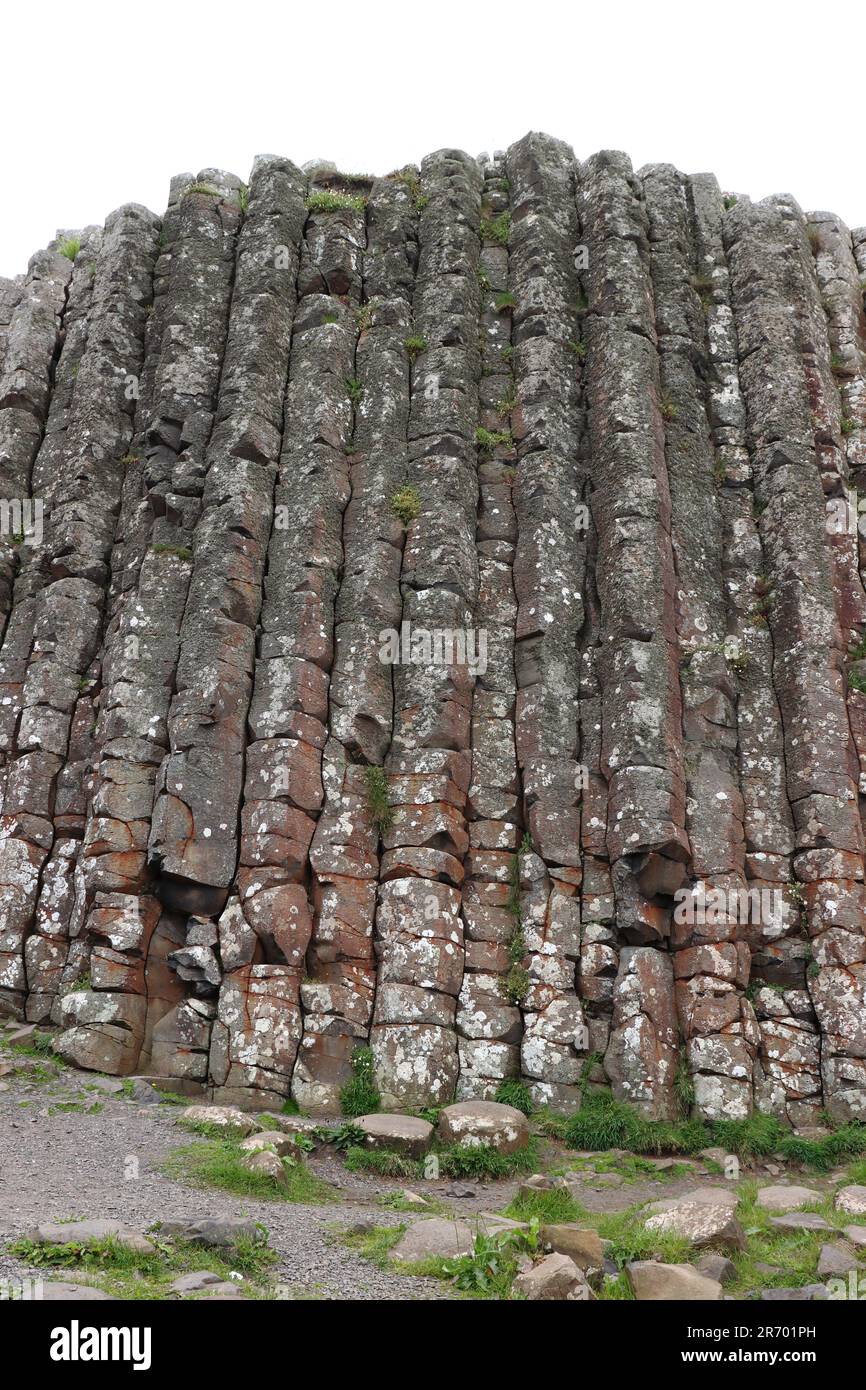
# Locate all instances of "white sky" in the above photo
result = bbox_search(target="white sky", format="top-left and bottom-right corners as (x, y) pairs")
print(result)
(2, 0), (864, 278)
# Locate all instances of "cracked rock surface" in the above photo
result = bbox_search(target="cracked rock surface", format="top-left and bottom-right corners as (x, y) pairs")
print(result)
(1, 136), (865, 1126)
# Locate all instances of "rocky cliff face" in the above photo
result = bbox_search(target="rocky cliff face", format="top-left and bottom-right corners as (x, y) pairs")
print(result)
(1, 134), (865, 1124)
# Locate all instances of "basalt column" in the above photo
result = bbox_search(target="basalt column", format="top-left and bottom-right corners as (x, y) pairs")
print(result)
(726, 196), (866, 1124)
(580, 152), (686, 1121)
(506, 134), (587, 1113)
(369, 150), (483, 1110)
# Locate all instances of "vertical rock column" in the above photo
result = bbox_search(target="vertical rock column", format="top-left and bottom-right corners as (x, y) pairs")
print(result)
(504, 133), (586, 1112)
(58, 174), (239, 1071)
(214, 177), (363, 1105)
(580, 152), (687, 1119)
(641, 164), (756, 1122)
(53, 178), (237, 1062)
(370, 149), (483, 1109)
(0, 247), (72, 635)
(455, 152), (523, 1100)
(295, 173), (418, 1111)
(4, 205), (161, 1067)
(726, 197), (866, 1124)
(2, 235), (104, 1020)
(137, 159), (307, 1081)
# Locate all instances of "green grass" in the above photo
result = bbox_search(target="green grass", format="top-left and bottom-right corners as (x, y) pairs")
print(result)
(480, 212), (511, 246)
(504, 1187), (586, 1224)
(341, 1222), (405, 1267)
(436, 1138), (538, 1180)
(404, 335), (427, 359)
(494, 291), (515, 312)
(345, 376), (363, 408)
(305, 190), (367, 214)
(363, 766), (393, 836)
(6, 1231), (276, 1301)
(151, 543), (193, 562)
(389, 485), (421, 525)
(339, 1045), (381, 1118)
(595, 1204), (692, 1269)
(58, 236), (81, 261)
(547, 1092), (866, 1171)
(344, 1147), (421, 1180)
(162, 1138), (333, 1204)
(493, 1078), (533, 1116)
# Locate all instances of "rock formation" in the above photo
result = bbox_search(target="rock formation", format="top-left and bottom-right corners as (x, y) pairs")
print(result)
(1, 134), (865, 1126)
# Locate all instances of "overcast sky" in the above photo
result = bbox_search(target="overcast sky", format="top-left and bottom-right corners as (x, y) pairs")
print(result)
(2, 0), (863, 277)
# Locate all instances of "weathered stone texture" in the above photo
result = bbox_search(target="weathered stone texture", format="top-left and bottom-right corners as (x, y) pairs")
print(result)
(1, 138), (864, 1122)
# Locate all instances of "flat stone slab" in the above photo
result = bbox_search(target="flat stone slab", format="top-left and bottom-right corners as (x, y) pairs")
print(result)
(761, 1286), (829, 1301)
(626, 1261), (723, 1301)
(40, 1282), (114, 1300)
(843, 1225), (866, 1248)
(256, 1114), (323, 1138)
(437, 1101), (529, 1153)
(355, 1113), (433, 1157)
(644, 1186), (738, 1217)
(389, 1214), (523, 1264)
(769, 1212), (833, 1232)
(28, 1220), (155, 1254)
(178, 1104), (257, 1135)
(835, 1185), (866, 1216)
(169, 1271), (224, 1293)
(540, 1225), (604, 1270)
(756, 1185), (822, 1212)
(817, 1242), (858, 1277)
(644, 1203), (746, 1252)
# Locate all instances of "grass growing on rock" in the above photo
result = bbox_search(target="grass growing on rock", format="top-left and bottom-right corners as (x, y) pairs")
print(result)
(542, 1091), (866, 1171)
(7, 1231), (277, 1301)
(162, 1138), (334, 1205)
(305, 190), (367, 214)
(344, 1137), (539, 1183)
(389, 485), (421, 524)
(362, 765), (393, 837)
(493, 1078), (533, 1115)
(339, 1045), (381, 1117)
(344, 1146), (421, 1180)
(504, 1186), (586, 1224)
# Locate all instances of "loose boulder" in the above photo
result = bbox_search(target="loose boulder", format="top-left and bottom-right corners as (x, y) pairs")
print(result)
(437, 1100), (529, 1153)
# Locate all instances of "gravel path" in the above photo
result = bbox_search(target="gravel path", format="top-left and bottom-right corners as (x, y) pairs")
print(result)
(0, 1063), (455, 1300)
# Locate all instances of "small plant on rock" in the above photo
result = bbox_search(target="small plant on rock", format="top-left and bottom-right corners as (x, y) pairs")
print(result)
(480, 212), (511, 246)
(660, 393), (679, 422)
(339, 1046), (381, 1118)
(493, 1078), (533, 1116)
(404, 335), (427, 360)
(58, 236), (81, 261)
(494, 290), (515, 312)
(305, 190), (367, 214)
(390, 485), (421, 525)
(475, 426), (512, 457)
(363, 765), (393, 835)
